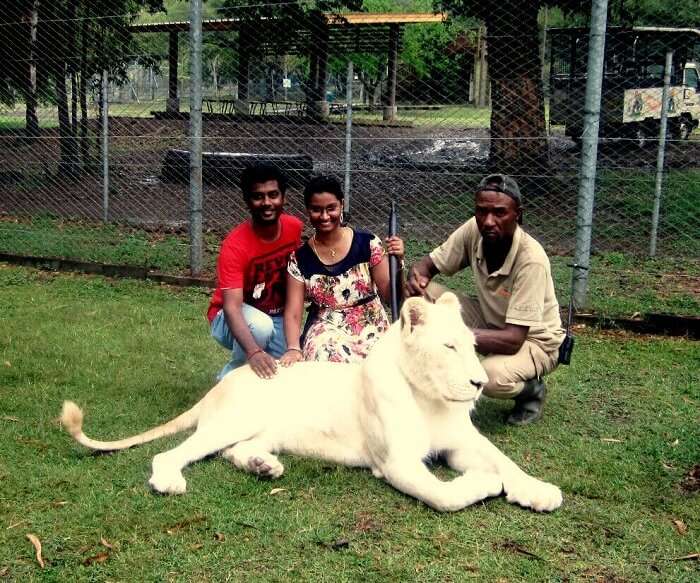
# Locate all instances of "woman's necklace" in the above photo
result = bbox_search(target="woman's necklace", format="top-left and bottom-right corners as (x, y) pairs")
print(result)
(311, 228), (344, 259)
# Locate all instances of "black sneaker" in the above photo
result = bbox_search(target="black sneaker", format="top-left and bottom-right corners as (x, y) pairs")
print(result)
(507, 378), (546, 426)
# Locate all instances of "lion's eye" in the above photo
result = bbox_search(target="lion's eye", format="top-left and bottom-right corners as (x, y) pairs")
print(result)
(444, 343), (457, 351)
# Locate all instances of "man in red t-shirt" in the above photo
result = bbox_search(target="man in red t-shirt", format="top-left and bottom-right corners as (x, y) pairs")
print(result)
(208, 164), (303, 380)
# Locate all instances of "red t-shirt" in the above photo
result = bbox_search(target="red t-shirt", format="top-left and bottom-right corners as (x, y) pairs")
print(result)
(207, 214), (303, 322)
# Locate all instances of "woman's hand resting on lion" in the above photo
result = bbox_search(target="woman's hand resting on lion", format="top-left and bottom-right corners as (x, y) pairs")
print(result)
(279, 347), (304, 367)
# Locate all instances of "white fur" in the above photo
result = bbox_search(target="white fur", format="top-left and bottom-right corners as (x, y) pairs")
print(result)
(61, 293), (562, 513)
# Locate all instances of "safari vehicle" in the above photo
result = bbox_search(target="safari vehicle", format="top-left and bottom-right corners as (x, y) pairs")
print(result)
(549, 26), (700, 144)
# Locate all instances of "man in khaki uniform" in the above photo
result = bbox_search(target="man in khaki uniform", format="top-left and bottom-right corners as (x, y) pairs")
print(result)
(405, 174), (564, 425)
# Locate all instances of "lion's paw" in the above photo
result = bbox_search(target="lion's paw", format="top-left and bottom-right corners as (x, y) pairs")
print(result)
(247, 455), (284, 479)
(149, 470), (187, 495)
(468, 470), (504, 499)
(431, 473), (503, 512)
(505, 476), (562, 512)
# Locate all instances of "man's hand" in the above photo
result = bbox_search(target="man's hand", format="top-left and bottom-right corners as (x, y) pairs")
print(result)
(279, 348), (303, 367)
(404, 256), (439, 298)
(405, 265), (430, 297)
(248, 350), (278, 379)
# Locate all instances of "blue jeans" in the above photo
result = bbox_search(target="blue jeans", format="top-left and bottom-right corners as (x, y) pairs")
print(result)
(210, 305), (287, 381)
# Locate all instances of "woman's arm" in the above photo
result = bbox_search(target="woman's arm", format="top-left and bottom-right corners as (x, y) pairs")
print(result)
(372, 235), (405, 306)
(280, 274), (306, 366)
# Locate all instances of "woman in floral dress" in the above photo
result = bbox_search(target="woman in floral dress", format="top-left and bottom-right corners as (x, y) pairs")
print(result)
(280, 175), (404, 365)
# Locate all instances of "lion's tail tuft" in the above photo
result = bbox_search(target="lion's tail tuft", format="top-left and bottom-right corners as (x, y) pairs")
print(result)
(60, 400), (84, 438)
(59, 399), (203, 452)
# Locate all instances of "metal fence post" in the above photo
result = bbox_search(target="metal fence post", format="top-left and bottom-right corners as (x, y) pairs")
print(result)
(344, 59), (353, 216)
(572, 0), (608, 310)
(101, 69), (109, 223)
(650, 50), (673, 257)
(189, 0), (203, 275)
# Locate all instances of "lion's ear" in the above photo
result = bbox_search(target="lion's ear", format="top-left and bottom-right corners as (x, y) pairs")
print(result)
(435, 291), (461, 313)
(400, 297), (428, 332)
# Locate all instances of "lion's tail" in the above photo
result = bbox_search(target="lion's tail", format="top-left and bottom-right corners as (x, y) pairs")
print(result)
(60, 400), (202, 452)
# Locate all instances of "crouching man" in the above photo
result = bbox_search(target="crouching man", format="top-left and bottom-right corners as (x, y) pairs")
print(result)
(405, 174), (565, 425)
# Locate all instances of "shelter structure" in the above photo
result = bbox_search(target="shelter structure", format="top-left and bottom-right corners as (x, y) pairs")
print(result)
(130, 12), (445, 120)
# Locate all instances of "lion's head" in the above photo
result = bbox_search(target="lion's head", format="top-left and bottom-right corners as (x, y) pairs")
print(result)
(398, 293), (488, 406)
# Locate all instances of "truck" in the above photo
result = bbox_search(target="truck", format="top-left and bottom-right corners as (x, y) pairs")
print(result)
(548, 26), (700, 145)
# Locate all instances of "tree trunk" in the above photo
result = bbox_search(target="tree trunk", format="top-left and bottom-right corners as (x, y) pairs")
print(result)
(79, 2), (92, 171)
(54, 60), (76, 177)
(484, 2), (548, 185)
(25, 0), (40, 138)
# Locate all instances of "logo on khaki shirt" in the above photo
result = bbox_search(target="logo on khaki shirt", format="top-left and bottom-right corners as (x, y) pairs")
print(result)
(496, 287), (512, 298)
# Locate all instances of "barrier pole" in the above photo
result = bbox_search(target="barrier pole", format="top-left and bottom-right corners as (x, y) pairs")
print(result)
(650, 49), (673, 257)
(572, 0), (608, 309)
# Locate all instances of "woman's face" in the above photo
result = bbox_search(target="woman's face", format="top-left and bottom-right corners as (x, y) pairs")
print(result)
(307, 191), (343, 234)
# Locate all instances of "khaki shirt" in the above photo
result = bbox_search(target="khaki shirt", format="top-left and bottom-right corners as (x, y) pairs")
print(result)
(430, 218), (564, 353)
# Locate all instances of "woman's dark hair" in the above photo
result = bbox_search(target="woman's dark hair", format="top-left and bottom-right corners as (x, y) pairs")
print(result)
(240, 164), (288, 199)
(303, 175), (344, 207)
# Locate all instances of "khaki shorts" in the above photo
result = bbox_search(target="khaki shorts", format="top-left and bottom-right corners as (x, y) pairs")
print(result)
(425, 282), (559, 399)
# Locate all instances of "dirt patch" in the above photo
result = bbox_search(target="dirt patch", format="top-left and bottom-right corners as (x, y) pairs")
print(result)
(2, 117), (698, 254)
(679, 464), (700, 494)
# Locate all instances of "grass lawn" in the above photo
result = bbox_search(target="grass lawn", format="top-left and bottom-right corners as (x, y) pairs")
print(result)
(1, 214), (698, 319)
(0, 264), (698, 581)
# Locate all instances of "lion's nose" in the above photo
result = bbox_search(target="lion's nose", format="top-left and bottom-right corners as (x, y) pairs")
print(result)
(470, 380), (483, 390)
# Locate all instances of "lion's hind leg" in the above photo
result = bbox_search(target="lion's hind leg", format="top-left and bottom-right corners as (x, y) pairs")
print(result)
(221, 440), (284, 479)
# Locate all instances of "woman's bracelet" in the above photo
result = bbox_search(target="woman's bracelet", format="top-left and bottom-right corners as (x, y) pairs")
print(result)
(286, 347), (302, 353)
(246, 348), (263, 360)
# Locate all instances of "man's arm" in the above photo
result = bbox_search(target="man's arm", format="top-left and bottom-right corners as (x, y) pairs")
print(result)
(472, 324), (528, 356)
(222, 288), (277, 379)
(405, 255), (440, 297)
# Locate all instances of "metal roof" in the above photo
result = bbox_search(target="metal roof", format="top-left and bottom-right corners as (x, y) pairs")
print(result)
(130, 12), (446, 54)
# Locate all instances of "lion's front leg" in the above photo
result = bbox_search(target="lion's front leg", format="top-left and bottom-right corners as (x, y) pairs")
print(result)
(380, 458), (502, 512)
(447, 432), (562, 513)
(221, 439), (284, 479)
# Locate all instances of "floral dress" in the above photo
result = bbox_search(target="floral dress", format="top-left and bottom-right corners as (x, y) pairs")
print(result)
(287, 229), (390, 363)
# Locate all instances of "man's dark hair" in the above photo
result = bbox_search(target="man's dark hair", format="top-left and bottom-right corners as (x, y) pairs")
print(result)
(303, 174), (344, 207)
(240, 164), (288, 199)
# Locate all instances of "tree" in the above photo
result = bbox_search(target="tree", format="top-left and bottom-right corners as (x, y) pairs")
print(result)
(441, 0), (699, 179)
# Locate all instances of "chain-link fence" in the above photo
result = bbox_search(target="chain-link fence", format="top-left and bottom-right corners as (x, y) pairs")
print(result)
(0, 1), (698, 317)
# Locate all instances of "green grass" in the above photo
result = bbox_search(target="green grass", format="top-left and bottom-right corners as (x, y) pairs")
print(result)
(0, 264), (698, 581)
(0, 215), (216, 275)
(1, 215), (698, 317)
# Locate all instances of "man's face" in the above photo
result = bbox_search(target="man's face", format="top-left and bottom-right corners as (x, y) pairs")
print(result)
(245, 180), (285, 225)
(474, 189), (521, 245)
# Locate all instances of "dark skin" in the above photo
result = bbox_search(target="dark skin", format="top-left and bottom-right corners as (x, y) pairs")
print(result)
(405, 189), (528, 356)
(222, 179), (285, 379)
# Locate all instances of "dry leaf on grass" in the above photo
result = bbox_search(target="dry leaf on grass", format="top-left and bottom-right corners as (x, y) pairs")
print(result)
(601, 438), (622, 443)
(672, 519), (688, 535)
(82, 552), (109, 566)
(671, 553), (698, 561)
(214, 532), (225, 542)
(50, 501), (68, 508)
(0, 566), (9, 576)
(1, 416), (18, 422)
(25, 533), (44, 568)
(100, 537), (114, 550)
(269, 488), (287, 495)
(7, 519), (27, 530)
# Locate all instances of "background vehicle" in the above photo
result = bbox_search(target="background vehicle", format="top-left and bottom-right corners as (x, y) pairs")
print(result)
(549, 26), (700, 144)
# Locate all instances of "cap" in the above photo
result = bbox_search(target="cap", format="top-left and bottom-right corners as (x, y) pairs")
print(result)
(477, 174), (521, 203)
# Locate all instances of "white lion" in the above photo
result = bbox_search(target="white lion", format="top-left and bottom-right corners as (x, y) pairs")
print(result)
(60, 293), (562, 513)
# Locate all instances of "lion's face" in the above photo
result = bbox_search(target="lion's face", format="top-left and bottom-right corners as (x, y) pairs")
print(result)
(398, 294), (488, 405)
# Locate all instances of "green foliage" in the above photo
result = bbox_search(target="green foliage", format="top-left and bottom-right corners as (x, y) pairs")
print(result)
(0, 265), (698, 581)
